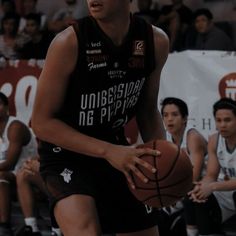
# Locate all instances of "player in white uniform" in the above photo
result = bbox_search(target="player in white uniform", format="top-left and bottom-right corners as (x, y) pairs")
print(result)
(190, 97), (236, 235)
(161, 97), (208, 236)
(0, 92), (38, 236)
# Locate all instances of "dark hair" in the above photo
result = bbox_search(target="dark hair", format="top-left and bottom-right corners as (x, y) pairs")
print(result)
(193, 8), (213, 21)
(25, 13), (41, 26)
(161, 97), (188, 118)
(213, 97), (236, 117)
(0, 92), (9, 106)
(1, 12), (19, 35)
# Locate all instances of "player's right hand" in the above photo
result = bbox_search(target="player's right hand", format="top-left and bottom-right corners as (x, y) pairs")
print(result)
(104, 144), (159, 189)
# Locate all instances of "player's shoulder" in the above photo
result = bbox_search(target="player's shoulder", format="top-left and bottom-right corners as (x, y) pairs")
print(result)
(187, 128), (207, 145)
(152, 25), (169, 49)
(50, 26), (78, 50)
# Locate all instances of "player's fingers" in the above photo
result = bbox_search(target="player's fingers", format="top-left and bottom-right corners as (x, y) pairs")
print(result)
(136, 158), (156, 173)
(123, 171), (135, 189)
(136, 148), (160, 157)
(129, 165), (149, 183)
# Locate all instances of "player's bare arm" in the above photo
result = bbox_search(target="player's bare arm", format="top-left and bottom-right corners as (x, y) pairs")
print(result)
(136, 26), (169, 143)
(0, 121), (30, 171)
(187, 129), (207, 181)
(190, 133), (220, 201)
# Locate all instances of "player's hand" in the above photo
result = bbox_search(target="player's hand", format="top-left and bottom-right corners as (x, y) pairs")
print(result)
(105, 144), (160, 189)
(22, 158), (40, 175)
(188, 181), (210, 203)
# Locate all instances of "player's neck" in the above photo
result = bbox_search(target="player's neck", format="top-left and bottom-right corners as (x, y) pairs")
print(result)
(171, 127), (185, 146)
(225, 135), (236, 152)
(96, 14), (131, 46)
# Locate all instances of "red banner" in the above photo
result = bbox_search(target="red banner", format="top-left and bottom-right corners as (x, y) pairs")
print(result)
(0, 60), (42, 125)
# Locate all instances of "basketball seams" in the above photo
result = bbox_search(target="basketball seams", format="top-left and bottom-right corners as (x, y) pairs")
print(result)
(157, 145), (181, 181)
(153, 140), (164, 207)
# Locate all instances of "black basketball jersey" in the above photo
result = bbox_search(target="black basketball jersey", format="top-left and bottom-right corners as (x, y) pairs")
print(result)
(39, 15), (155, 162)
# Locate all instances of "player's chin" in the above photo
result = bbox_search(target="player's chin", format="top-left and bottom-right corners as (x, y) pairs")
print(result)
(89, 11), (104, 19)
(219, 131), (230, 138)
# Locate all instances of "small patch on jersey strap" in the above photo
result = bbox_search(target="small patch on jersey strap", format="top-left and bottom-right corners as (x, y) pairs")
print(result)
(133, 40), (145, 56)
(60, 168), (73, 183)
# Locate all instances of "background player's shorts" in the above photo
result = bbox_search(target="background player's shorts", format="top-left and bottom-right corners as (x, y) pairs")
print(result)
(40, 157), (159, 234)
(213, 190), (236, 222)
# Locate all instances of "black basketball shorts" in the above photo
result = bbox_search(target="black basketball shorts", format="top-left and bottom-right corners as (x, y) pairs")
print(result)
(40, 157), (159, 234)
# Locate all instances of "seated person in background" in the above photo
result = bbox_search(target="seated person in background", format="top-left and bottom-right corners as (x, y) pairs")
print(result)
(156, 0), (193, 52)
(0, 0), (17, 29)
(0, 92), (38, 236)
(134, 0), (160, 25)
(17, 0), (47, 33)
(160, 97), (208, 236)
(16, 13), (53, 59)
(190, 98), (236, 235)
(47, 0), (89, 34)
(185, 8), (234, 51)
(16, 157), (62, 236)
(0, 12), (19, 59)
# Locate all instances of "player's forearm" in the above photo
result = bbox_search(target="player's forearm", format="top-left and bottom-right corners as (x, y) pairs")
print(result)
(201, 175), (217, 184)
(210, 180), (236, 192)
(137, 112), (166, 143)
(32, 118), (114, 159)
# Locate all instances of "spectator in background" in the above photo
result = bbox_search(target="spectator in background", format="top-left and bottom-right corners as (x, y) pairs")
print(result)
(0, 0), (17, 28)
(134, 0), (160, 25)
(0, 12), (19, 59)
(185, 8), (234, 51)
(48, 0), (89, 34)
(0, 92), (38, 236)
(18, 0), (47, 33)
(156, 0), (193, 52)
(16, 157), (62, 236)
(16, 13), (53, 59)
(190, 97), (236, 235)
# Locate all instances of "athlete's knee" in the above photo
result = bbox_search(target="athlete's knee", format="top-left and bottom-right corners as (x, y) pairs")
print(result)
(0, 171), (11, 184)
(60, 219), (101, 236)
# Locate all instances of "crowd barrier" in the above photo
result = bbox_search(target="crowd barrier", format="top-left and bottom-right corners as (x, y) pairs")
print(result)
(0, 51), (236, 142)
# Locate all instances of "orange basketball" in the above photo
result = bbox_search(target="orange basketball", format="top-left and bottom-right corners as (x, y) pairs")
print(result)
(129, 139), (193, 208)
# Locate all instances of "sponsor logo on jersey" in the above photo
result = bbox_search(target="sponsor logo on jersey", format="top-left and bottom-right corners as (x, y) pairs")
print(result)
(60, 168), (73, 183)
(133, 40), (145, 56)
(88, 62), (107, 71)
(108, 70), (126, 79)
(87, 55), (109, 63)
(86, 49), (102, 54)
(86, 41), (102, 54)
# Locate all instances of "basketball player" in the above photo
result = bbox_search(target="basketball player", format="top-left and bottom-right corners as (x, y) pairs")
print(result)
(31, 0), (169, 236)
(161, 97), (208, 236)
(190, 97), (236, 235)
(0, 92), (38, 236)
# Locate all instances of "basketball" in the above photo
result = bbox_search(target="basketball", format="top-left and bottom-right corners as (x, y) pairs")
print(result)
(129, 139), (193, 208)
